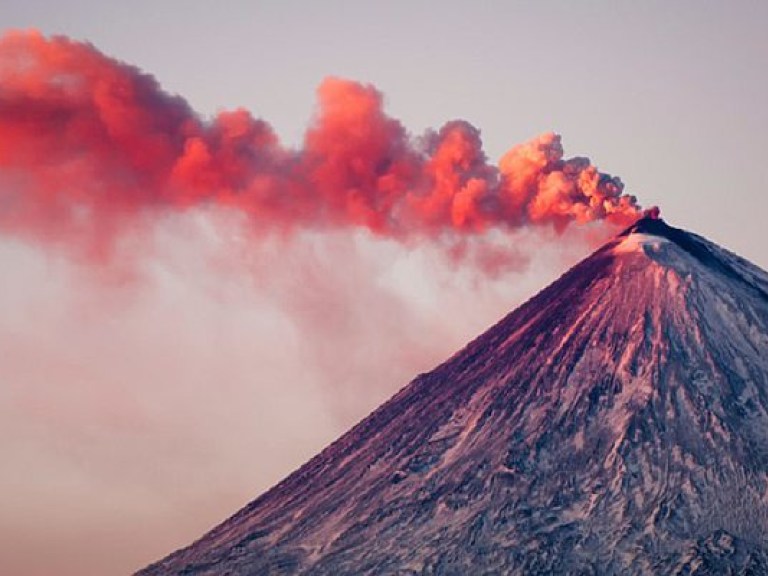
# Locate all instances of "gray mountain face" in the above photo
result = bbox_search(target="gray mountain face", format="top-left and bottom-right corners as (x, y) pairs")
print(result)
(138, 218), (768, 575)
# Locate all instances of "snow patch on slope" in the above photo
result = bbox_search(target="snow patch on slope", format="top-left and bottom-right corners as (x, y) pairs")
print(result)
(613, 232), (670, 255)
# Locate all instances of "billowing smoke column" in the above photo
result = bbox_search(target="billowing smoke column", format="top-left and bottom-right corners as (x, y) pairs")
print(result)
(0, 30), (642, 259)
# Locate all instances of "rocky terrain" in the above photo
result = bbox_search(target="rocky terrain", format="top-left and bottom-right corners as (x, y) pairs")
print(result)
(138, 217), (768, 575)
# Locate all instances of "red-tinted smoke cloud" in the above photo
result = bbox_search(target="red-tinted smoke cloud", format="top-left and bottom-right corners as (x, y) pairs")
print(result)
(0, 30), (649, 576)
(0, 30), (642, 260)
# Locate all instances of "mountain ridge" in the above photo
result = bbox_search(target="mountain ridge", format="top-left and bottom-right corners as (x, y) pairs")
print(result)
(139, 217), (768, 575)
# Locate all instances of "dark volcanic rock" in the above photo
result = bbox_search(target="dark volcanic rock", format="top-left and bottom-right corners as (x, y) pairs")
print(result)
(138, 218), (768, 575)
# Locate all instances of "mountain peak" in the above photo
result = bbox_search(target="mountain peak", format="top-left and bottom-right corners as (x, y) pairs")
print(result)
(139, 220), (768, 576)
(612, 215), (768, 302)
(620, 212), (672, 238)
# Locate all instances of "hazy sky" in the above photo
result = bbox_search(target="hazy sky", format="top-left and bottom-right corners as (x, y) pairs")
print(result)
(1, 2), (767, 575)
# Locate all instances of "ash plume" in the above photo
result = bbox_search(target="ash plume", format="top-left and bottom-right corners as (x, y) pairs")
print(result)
(0, 30), (642, 265)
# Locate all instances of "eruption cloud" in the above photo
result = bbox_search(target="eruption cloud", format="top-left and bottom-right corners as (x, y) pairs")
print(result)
(0, 30), (642, 264)
(0, 31), (648, 575)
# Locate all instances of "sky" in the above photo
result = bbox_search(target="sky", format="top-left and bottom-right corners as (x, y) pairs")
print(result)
(1, 2), (767, 575)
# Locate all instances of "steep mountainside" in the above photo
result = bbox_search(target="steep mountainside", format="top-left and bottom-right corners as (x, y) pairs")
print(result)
(139, 217), (768, 575)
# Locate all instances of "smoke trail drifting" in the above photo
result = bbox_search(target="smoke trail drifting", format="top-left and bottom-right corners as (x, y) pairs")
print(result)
(0, 30), (642, 262)
(0, 30), (649, 576)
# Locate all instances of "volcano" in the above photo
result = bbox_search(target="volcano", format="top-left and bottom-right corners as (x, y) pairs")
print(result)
(138, 217), (768, 575)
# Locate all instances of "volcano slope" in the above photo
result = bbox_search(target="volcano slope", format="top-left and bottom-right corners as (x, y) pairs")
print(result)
(139, 217), (768, 575)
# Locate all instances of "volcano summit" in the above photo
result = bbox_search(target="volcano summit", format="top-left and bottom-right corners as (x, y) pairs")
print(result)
(139, 218), (768, 575)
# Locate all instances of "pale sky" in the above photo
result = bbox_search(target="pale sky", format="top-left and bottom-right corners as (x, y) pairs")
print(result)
(1, 2), (767, 575)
